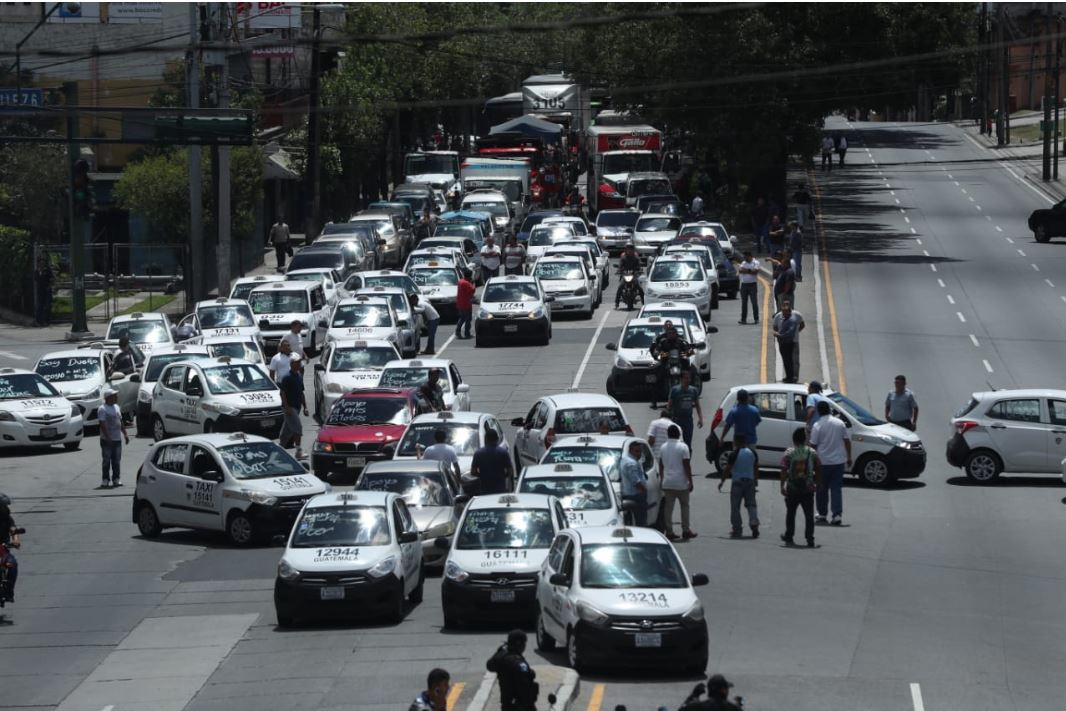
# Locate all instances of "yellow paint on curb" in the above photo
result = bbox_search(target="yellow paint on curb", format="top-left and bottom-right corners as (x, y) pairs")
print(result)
(447, 682), (465, 710)
(587, 683), (606, 711)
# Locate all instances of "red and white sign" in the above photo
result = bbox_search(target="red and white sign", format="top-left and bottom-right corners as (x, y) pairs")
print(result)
(597, 132), (661, 152)
(237, 1), (302, 30)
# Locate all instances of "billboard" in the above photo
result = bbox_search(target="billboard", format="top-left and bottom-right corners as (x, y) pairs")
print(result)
(522, 83), (581, 115)
(237, 1), (302, 30)
(48, 2), (102, 23)
(595, 132), (661, 152)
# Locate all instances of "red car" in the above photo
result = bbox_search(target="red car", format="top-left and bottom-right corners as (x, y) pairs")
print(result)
(311, 388), (426, 482)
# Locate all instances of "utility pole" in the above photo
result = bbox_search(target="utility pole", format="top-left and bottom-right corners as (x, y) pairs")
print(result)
(187, 3), (204, 303)
(64, 82), (92, 339)
(217, 12), (232, 295)
(304, 6), (322, 244)
(1000, 4), (1011, 145)
(1044, 3), (1053, 180)
(1057, 21), (1062, 180)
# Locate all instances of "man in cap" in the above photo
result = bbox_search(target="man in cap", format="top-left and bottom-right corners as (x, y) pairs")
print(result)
(98, 389), (129, 488)
(680, 673), (741, 710)
(486, 629), (538, 711)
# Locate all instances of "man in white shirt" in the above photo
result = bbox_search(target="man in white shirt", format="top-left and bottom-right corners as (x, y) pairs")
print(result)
(281, 320), (306, 359)
(480, 236), (502, 280)
(809, 400), (851, 525)
(821, 135), (835, 172)
(690, 194), (704, 218)
(420, 428), (460, 477)
(737, 249), (760, 325)
(409, 294), (440, 355)
(268, 339), (293, 382)
(658, 424), (696, 540)
(646, 409), (675, 458)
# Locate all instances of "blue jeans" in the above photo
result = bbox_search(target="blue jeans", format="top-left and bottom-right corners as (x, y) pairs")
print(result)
(423, 318), (439, 353)
(456, 309), (472, 338)
(101, 439), (122, 483)
(817, 462), (845, 517)
(729, 477), (759, 531)
(622, 491), (648, 527)
(792, 250), (802, 280)
(675, 416), (694, 448)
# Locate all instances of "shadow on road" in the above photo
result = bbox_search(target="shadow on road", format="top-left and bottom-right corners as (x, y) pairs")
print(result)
(946, 475), (1064, 488)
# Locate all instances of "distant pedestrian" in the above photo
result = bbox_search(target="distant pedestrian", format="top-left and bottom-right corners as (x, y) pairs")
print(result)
(646, 408), (675, 459)
(780, 427), (820, 547)
(480, 236), (502, 281)
(837, 136), (848, 166)
(737, 250), (760, 325)
(668, 370), (703, 448)
(268, 339), (293, 382)
(788, 222), (804, 282)
(884, 374), (919, 431)
(717, 388), (762, 476)
(751, 197), (769, 253)
(34, 256), (53, 327)
(772, 249), (796, 311)
(281, 320), (306, 359)
(767, 215), (786, 253)
(690, 193), (705, 219)
(809, 399), (851, 526)
(821, 136), (835, 172)
(659, 424), (696, 541)
(619, 440), (649, 527)
(409, 668), (451, 711)
(792, 183), (812, 229)
(99, 389), (129, 488)
(720, 433), (759, 538)
(409, 294), (440, 355)
(805, 380), (826, 434)
(502, 234), (526, 276)
(279, 355), (308, 459)
(772, 300), (805, 383)
(455, 269), (475, 339)
(470, 429), (513, 495)
(269, 218), (292, 271)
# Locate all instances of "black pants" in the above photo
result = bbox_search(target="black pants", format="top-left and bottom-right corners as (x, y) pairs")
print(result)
(778, 339), (797, 382)
(838, 149), (847, 166)
(740, 282), (758, 322)
(275, 243), (289, 269)
(35, 290), (51, 326)
(455, 308), (472, 338)
(784, 490), (815, 542)
(615, 280), (644, 306)
(821, 151), (833, 172)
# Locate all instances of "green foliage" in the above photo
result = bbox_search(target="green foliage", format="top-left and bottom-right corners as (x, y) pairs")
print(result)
(0, 225), (35, 312)
(0, 143), (68, 243)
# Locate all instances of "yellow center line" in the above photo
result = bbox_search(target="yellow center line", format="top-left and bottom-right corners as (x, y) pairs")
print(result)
(447, 682), (465, 710)
(587, 682), (606, 711)
(808, 170), (847, 395)
(758, 275), (772, 383)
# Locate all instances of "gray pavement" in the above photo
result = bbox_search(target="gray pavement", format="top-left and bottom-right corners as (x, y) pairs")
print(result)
(3, 121), (1066, 710)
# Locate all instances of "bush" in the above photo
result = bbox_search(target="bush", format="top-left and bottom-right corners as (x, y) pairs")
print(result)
(0, 225), (34, 313)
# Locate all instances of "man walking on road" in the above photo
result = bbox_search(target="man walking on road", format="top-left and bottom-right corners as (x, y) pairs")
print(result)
(716, 388), (762, 477)
(269, 217), (291, 271)
(837, 135), (848, 166)
(502, 235), (526, 276)
(737, 250), (760, 325)
(772, 249), (796, 311)
(646, 408), (675, 459)
(409, 294), (440, 355)
(455, 269), (475, 339)
(668, 369), (702, 448)
(821, 136), (835, 172)
(884, 374), (919, 431)
(660, 425), (696, 541)
(719, 433), (759, 539)
(772, 300), (805, 383)
(268, 339), (293, 383)
(99, 389), (129, 488)
(470, 429), (513, 495)
(805, 380), (826, 434)
(792, 183), (812, 230)
(620, 440), (649, 527)
(810, 400), (851, 525)
(780, 427), (820, 547)
(788, 222), (804, 282)
(282, 320), (306, 359)
(279, 356), (309, 459)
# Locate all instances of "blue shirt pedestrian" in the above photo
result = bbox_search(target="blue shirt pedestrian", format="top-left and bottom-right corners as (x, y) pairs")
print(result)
(728, 446), (756, 480)
(724, 403), (762, 445)
(619, 453), (647, 497)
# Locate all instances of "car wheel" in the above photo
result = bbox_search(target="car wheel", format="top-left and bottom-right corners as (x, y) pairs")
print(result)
(63, 441), (80, 451)
(203, 419), (215, 434)
(136, 415), (149, 438)
(275, 605), (297, 628)
(1035, 224), (1050, 243)
(475, 335), (486, 348)
(686, 653), (709, 677)
(226, 511), (257, 547)
(390, 580), (406, 623)
(606, 377), (617, 398)
(857, 453), (894, 487)
(535, 609), (556, 651)
(443, 604), (459, 629)
(711, 286), (719, 310)
(965, 449), (1003, 483)
(408, 565), (425, 604)
(151, 415), (167, 442)
(567, 628), (586, 673)
(514, 449), (523, 477)
(136, 502), (162, 538)
(714, 443), (734, 474)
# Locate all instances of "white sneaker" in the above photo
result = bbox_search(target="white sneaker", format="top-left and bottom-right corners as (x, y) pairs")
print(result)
(295, 448), (306, 459)
(830, 515), (843, 526)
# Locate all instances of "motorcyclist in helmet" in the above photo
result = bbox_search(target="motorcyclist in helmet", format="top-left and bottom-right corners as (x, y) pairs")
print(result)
(0, 493), (20, 603)
(614, 244), (645, 309)
(648, 320), (693, 409)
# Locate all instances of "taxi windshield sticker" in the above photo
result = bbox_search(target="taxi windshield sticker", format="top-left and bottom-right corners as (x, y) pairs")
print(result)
(211, 328), (242, 336)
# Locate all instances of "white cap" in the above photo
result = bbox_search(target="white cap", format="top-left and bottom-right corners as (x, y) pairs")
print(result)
(103, 388), (118, 399)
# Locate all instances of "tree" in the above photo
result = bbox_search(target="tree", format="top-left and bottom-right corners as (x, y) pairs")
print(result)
(0, 143), (68, 243)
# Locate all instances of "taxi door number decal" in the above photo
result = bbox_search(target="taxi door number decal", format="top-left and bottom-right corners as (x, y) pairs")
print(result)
(189, 480), (216, 508)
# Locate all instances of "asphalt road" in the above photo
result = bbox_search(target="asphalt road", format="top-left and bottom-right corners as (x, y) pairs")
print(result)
(4, 117), (1066, 711)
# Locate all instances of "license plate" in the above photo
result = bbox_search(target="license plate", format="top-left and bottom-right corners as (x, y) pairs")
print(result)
(550, 302), (563, 310)
(260, 418), (276, 428)
(503, 324), (518, 333)
(635, 633), (662, 648)
(40, 427), (57, 437)
(645, 375), (658, 383)
(490, 590), (516, 603)
(320, 586), (344, 600)
(346, 457), (366, 468)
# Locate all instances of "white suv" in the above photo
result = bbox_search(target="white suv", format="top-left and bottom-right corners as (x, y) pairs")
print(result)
(948, 389), (1066, 482)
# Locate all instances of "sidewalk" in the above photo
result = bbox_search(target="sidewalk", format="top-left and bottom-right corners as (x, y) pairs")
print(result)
(955, 119), (1066, 200)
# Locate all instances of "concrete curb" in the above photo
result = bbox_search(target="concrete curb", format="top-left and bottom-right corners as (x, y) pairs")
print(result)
(466, 671), (496, 711)
(550, 669), (581, 711)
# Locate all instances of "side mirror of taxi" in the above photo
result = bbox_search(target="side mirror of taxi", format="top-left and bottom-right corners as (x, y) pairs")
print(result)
(605, 342), (618, 351)
(398, 531), (419, 544)
(434, 536), (451, 550)
(314, 363), (325, 372)
(456, 383), (470, 394)
(549, 573), (570, 586)
(691, 573), (709, 587)
(129, 373), (141, 383)
(706, 326), (718, 334)
(258, 319), (271, 331)
(544, 296), (555, 303)
(301, 462), (311, 472)
(109, 372), (126, 382)
(510, 417), (526, 427)
(203, 470), (224, 483)
(381, 443), (396, 458)
(318, 319), (327, 328)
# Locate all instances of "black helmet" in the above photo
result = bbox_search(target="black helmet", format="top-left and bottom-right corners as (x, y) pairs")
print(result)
(0, 492), (10, 507)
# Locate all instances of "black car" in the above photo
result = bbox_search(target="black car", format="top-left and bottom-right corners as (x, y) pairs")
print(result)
(1027, 198), (1066, 242)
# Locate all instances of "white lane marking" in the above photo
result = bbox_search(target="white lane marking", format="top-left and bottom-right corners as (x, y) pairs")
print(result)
(976, 205), (982, 211)
(100, 707), (115, 711)
(961, 187), (967, 193)
(904, 216), (911, 223)
(1062, 295), (1066, 304)
(954, 181), (960, 186)
(899, 209), (906, 214)
(1046, 279), (1055, 287)
(571, 307), (612, 390)
(968, 196), (975, 202)
(922, 249), (930, 256)
(469, 671), (497, 711)
(1032, 263), (1040, 271)
(948, 174), (954, 179)
(895, 198), (901, 205)
(986, 215), (992, 221)
(1006, 237), (1015, 244)
(938, 279), (946, 288)
(983, 359), (994, 373)
(931, 264), (938, 272)
(890, 190), (895, 196)
(812, 240), (832, 383)
(946, 294), (955, 304)
(1018, 249), (1027, 257)
(970, 334), (980, 347)
(929, 155), (936, 160)
(885, 182), (891, 188)
(910, 227), (917, 234)
(916, 239), (923, 245)
(0, 351), (27, 360)
(995, 226), (1003, 232)
(436, 333), (457, 355)
(957, 311), (967, 323)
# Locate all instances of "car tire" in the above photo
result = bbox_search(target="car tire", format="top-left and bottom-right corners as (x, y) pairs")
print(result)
(714, 443), (734, 474)
(409, 565), (425, 604)
(203, 419), (215, 434)
(539, 329), (550, 346)
(475, 335), (486, 348)
(687, 652), (709, 676)
(606, 378), (617, 398)
(226, 511), (257, 547)
(567, 628), (586, 673)
(582, 307), (593, 320)
(1035, 224), (1050, 243)
(965, 449), (1003, 483)
(535, 609), (556, 651)
(711, 286), (719, 310)
(63, 441), (80, 451)
(136, 415), (149, 438)
(136, 502), (163, 538)
(151, 415), (167, 442)
(442, 604), (459, 630)
(390, 580), (406, 624)
(856, 453), (894, 487)
(275, 606), (297, 628)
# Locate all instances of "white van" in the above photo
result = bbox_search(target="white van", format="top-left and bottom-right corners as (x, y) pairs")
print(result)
(247, 281), (329, 354)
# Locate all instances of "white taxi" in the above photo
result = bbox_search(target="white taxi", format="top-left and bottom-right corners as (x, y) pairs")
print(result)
(247, 281), (329, 355)
(285, 267), (344, 306)
(535, 526), (709, 673)
(531, 254), (596, 319)
(312, 339), (402, 419)
(437, 493), (568, 628)
(343, 269), (420, 299)
(149, 357), (283, 441)
(273, 491), (424, 626)
(105, 311), (176, 355)
(392, 410), (507, 477)
(540, 243), (603, 302)
(230, 274), (286, 301)
(662, 243), (720, 310)
(378, 359), (470, 412)
(644, 254), (712, 320)
(639, 302), (714, 381)
(133, 432), (327, 546)
(404, 246), (469, 274)
(34, 348), (135, 426)
(511, 393), (633, 469)
(134, 344), (212, 437)
(405, 263), (462, 321)
(516, 463), (624, 528)
(0, 367), (83, 450)
(526, 224), (575, 266)
(186, 297), (263, 344)
(196, 335), (267, 367)
(475, 274), (552, 347)
(352, 286), (421, 357)
(604, 317), (701, 399)
(324, 295), (402, 347)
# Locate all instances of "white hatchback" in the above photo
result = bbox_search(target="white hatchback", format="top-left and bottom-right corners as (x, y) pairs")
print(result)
(639, 301), (715, 380)
(516, 463), (624, 528)
(105, 311), (176, 355)
(632, 213), (682, 259)
(644, 255), (711, 320)
(531, 255), (596, 319)
(511, 393), (633, 469)
(34, 348), (135, 426)
(134, 345), (213, 437)
(475, 274), (552, 346)
(324, 295), (402, 347)
(186, 297), (262, 344)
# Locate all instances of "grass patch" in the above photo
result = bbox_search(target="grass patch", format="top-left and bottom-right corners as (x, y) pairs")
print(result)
(118, 293), (176, 316)
(1012, 119), (1065, 144)
(51, 290), (111, 318)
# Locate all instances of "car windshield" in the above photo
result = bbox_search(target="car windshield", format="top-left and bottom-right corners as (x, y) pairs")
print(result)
(456, 508), (554, 550)
(518, 476), (611, 510)
(144, 352), (208, 381)
(393, 195), (429, 214)
(329, 347), (396, 372)
(421, 239), (466, 252)
(286, 272), (330, 286)
(218, 441), (305, 480)
(621, 325), (663, 349)
(291, 506), (391, 547)
(466, 181), (521, 202)
(0, 373), (60, 399)
(398, 422), (476, 455)
(650, 261), (702, 282)
(545, 219), (588, 236)
(197, 305), (255, 328)
(464, 201), (507, 217)
(666, 249), (712, 269)
(483, 283), (540, 302)
(520, 212), (557, 233)
(542, 446), (621, 479)
(357, 472), (452, 507)
(248, 290), (309, 314)
(380, 367), (452, 393)
(202, 364), (275, 394)
(534, 262), (585, 281)
(828, 392), (884, 426)
(35, 356), (101, 382)
(643, 310), (701, 336)
(405, 153), (457, 175)
(555, 408), (628, 434)
(597, 212), (639, 228)
(580, 543), (688, 588)
(434, 224), (480, 241)
(629, 179), (672, 197)
(409, 269), (458, 287)
(676, 234), (727, 261)
(636, 217), (681, 232)
(107, 319), (169, 344)
(321, 223), (373, 238)
(603, 153), (657, 174)
(288, 252), (343, 271)
(364, 275), (417, 293)
(327, 397), (411, 426)
(529, 227), (572, 246)
(408, 253), (457, 268)
(206, 341), (262, 364)
(331, 303), (393, 328)
(230, 283), (264, 300)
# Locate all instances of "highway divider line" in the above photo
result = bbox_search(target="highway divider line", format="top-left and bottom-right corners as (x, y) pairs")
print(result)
(447, 682), (465, 710)
(808, 170), (833, 385)
(910, 682), (926, 711)
(571, 306), (612, 390)
(810, 174), (848, 394)
(436, 333), (457, 356)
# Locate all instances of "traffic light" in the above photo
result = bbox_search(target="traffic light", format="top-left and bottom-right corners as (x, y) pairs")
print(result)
(153, 115), (253, 145)
(72, 158), (92, 218)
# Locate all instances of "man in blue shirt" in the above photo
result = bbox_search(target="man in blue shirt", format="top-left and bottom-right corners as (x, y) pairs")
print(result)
(470, 430), (513, 495)
(718, 389), (762, 475)
(668, 370), (703, 448)
(619, 441), (649, 526)
(805, 380), (826, 433)
(719, 433), (759, 538)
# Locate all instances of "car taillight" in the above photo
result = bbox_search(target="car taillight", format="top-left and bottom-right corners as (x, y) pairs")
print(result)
(545, 427), (555, 447)
(711, 408), (723, 432)
(955, 420), (979, 434)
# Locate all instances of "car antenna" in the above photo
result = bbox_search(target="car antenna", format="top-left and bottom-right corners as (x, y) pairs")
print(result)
(986, 379), (997, 392)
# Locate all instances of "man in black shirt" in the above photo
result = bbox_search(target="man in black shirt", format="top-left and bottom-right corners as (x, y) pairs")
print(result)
(111, 336), (136, 375)
(648, 321), (692, 410)
(614, 244), (645, 308)
(470, 430), (513, 495)
(419, 369), (446, 412)
(0, 494), (20, 602)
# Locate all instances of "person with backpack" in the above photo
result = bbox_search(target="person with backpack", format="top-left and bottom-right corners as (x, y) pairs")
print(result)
(780, 427), (821, 548)
(719, 433), (759, 539)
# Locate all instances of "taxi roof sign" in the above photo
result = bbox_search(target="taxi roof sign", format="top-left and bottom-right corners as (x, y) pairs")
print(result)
(497, 494), (519, 506)
(553, 463), (573, 472)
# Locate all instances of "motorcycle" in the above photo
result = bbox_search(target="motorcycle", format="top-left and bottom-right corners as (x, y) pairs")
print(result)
(0, 527), (24, 609)
(657, 348), (698, 396)
(619, 271), (640, 310)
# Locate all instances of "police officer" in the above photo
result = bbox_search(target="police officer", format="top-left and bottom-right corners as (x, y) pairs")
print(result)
(680, 673), (742, 711)
(486, 629), (538, 711)
(614, 244), (645, 308)
(648, 321), (693, 410)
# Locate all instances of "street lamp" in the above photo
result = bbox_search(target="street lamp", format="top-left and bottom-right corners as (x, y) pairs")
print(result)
(15, 2), (64, 104)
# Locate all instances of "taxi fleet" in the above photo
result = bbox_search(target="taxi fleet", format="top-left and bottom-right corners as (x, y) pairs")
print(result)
(0, 367), (83, 450)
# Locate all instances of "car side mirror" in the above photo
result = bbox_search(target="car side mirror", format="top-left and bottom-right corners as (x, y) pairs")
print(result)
(549, 573), (570, 587)
(109, 372), (126, 382)
(314, 363), (325, 372)
(706, 326), (718, 334)
(381, 443), (396, 458)
(377, 239), (387, 246)
(317, 319), (327, 328)
(730, 235), (738, 243)
(187, 387), (203, 398)
(605, 342), (618, 351)
(398, 531), (419, 544)
(544, 296), (555, 303)
(434, 536), (451, 550)
(456, 383), (470, 394)
(397, 318), (409, 327)
(129, 373), (141, 383)
(259, 319), (271, 331)
(510, 417), (526, 427)
(203, 470), (224, 483)
(301, 461), (311, 472)
(691, 573), (709, 587)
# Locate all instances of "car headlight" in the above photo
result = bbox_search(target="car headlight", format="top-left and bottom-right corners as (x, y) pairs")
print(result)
(577, 601), (610, 627)
(878, 433), (906, 447)
(314, 440), (333, 453)
(0, 411), (13, 422)
(444, 559), (469, 582)
(245, 490), (278, 506)
(70, 405), (81, 417)
(84, 387), (101, 400)
(574, 287), (589, 296)
(696, 287), (708, 296)
(614, 356), (632, 370)
(138, 390), (152, 403)
(424, 521), (456, 539)
(682, 600), (705, 623)
(204, 402), (241, 416)
(277, 559), (300, 581)
(528, 307), (545, 319)
(368, 555), (397, 579)
(478, 308), (492, 320)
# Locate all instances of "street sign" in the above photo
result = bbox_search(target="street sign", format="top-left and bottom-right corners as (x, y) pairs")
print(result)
(0, 89), (44, 107)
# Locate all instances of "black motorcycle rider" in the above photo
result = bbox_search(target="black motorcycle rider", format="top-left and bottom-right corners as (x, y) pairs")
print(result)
(486, 629), (538, 711)
(0, 493), (20, 603)
(614, 244), (645, 309)
(648, 321), (693, 409)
